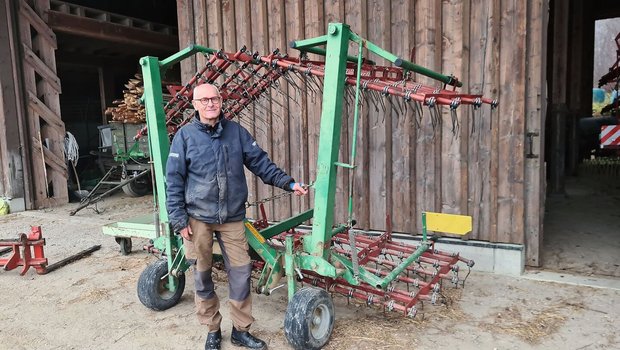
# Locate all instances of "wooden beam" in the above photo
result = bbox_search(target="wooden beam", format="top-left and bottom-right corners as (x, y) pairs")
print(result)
(6, 0), (33, 208)
(22, 44), (61, 93)
(31, 136), (67, 174)
(46, 11), (178, 53)
(497, 0), (527, 244)
(27, 92), (64, 131)
(367, 0), (390, 230)
(390, 0), (415, 232)
(177, 0), (196, 83)
(0, 0), (26, 200)
(18, 0), (56, 49)
(524, 0), (549, 267)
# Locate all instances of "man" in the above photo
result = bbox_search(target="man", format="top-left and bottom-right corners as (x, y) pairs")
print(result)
(166, 83), (307, 350)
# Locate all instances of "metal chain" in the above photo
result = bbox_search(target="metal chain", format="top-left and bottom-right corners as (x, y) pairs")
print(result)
(245, 182), (313, 208)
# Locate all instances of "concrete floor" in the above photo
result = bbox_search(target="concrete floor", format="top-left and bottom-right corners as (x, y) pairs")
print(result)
(542, 172), (620, 278)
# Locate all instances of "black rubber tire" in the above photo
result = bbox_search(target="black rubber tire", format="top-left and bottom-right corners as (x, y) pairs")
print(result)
(116, 237), (132, 255)
(122, 176), (151, 197)
(284, 287), (335, 350)
(137, 259), (185, 311)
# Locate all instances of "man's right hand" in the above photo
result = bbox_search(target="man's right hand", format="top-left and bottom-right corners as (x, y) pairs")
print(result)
(179, 225), (193, 241)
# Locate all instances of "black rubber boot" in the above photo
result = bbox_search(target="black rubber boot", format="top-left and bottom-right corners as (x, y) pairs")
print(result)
(205, 329), (222, 350)
(231, 327), (267, 349)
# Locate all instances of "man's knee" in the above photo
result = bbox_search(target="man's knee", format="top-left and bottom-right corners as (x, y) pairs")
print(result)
(194, 268), (216, 299)
(227, 263), (252, 301)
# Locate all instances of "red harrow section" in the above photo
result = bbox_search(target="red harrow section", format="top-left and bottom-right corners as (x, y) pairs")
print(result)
(135, 46), (497, 141)
(258, 214), (474, 318)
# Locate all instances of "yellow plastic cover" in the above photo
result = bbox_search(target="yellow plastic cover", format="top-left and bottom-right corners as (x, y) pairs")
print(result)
(425, 212), (472, 235)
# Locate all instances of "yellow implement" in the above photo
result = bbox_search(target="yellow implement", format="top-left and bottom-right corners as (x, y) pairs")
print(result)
(423, 212), (472, 236)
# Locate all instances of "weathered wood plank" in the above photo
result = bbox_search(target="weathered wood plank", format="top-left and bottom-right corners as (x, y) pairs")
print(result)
(267, 0), (292, 220)
(4, 0), (32, 208)
(489, 0), (501, 242)
(461, 0), (471, 224)
(18, 0), (56, 49)
(524, 0), (547, 266)
(440, 0), (465, 222)
(346, 0), (370, 229)
(249, 0), (273, 219)
(0, 1), (26, 200)
(177, 0), (196, 83)
(390, 0), (415, 233)
(233, 0), (258, 218)
(285, 0), (310, 215)
(467, 0), (492, 241)
(31, 136), (67, 174)
(304, 0), (324, 211)
(22, 44), (61, 93)
(415, 0), (440, 231)
(367, 0), (390, 230)
(206, 0), (223, 49)
(194, 0), (209, 69)
(27, 91), (64, 131)
(497, 0), (526, 243)
(34, 0), (68, 205)
(221, 0), (236, 52)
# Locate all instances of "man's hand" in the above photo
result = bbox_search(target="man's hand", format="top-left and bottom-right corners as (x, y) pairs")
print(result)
(291, 182), (308, 196)
(179, 225), (193, 240)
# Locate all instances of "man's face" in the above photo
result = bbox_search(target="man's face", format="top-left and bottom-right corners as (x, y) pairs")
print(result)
(192, 84), (222, 125)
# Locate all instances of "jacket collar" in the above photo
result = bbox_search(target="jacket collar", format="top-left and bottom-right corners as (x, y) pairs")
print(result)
(191, 112), (226, 138)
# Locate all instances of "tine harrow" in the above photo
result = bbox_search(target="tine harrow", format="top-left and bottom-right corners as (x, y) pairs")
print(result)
(135, 44), (497, 141)
(133, 22), (497, 350)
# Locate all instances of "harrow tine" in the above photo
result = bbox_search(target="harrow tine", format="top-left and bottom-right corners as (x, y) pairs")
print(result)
(450, 109), (460, 136)
(470, 106), (477, 135)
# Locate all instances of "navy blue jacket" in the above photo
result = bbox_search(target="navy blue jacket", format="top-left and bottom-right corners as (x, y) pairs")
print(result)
(166, 114), (294, 231)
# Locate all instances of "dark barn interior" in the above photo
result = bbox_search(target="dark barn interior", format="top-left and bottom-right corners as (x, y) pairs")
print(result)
(543, 0), (620, 277)
(49, 0), (178, 181)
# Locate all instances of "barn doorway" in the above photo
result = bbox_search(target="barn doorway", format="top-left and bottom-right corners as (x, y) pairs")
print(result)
(543, 5), (620, 279)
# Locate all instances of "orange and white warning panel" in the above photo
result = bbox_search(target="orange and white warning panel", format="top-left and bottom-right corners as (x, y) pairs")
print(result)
(600, 125), (620, 149)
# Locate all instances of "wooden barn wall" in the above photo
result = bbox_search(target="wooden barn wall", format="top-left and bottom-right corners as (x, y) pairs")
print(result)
(176, 0), (547, 246)
(0, 0), (27, 204)
(0, 0), (68, 209)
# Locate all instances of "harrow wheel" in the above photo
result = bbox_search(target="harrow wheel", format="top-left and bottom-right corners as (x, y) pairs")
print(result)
(115, 237), (132, 255)
(122, 175), (151, 197)
(284, 287), (335, 350)
(137, 259), (185, 311)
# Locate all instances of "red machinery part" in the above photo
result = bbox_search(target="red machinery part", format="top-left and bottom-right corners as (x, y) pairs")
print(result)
(0, 226), (48, 275)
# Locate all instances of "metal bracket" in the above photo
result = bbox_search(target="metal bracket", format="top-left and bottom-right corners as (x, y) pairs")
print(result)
(526, 132), (540, 159)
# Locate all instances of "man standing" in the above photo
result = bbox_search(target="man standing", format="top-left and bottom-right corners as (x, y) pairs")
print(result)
(166, 83), (307, 350)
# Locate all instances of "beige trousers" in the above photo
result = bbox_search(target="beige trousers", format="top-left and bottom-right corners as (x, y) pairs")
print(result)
(186, 217), (255, 332)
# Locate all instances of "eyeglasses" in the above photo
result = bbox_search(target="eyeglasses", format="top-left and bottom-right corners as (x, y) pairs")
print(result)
(193, 97), (221, 105)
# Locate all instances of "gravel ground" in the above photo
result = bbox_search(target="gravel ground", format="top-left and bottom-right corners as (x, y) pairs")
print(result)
(0, 193), (618, 350)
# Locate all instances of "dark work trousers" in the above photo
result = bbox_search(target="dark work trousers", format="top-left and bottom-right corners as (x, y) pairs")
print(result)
(186, 217), (254, 332)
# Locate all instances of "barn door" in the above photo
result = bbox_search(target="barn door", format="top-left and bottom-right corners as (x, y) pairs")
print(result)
(17, 0), (68, 208)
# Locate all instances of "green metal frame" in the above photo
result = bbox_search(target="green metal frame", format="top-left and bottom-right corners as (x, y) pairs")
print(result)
(286, 23), (457, 292)
(109, 23), (459, 300)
